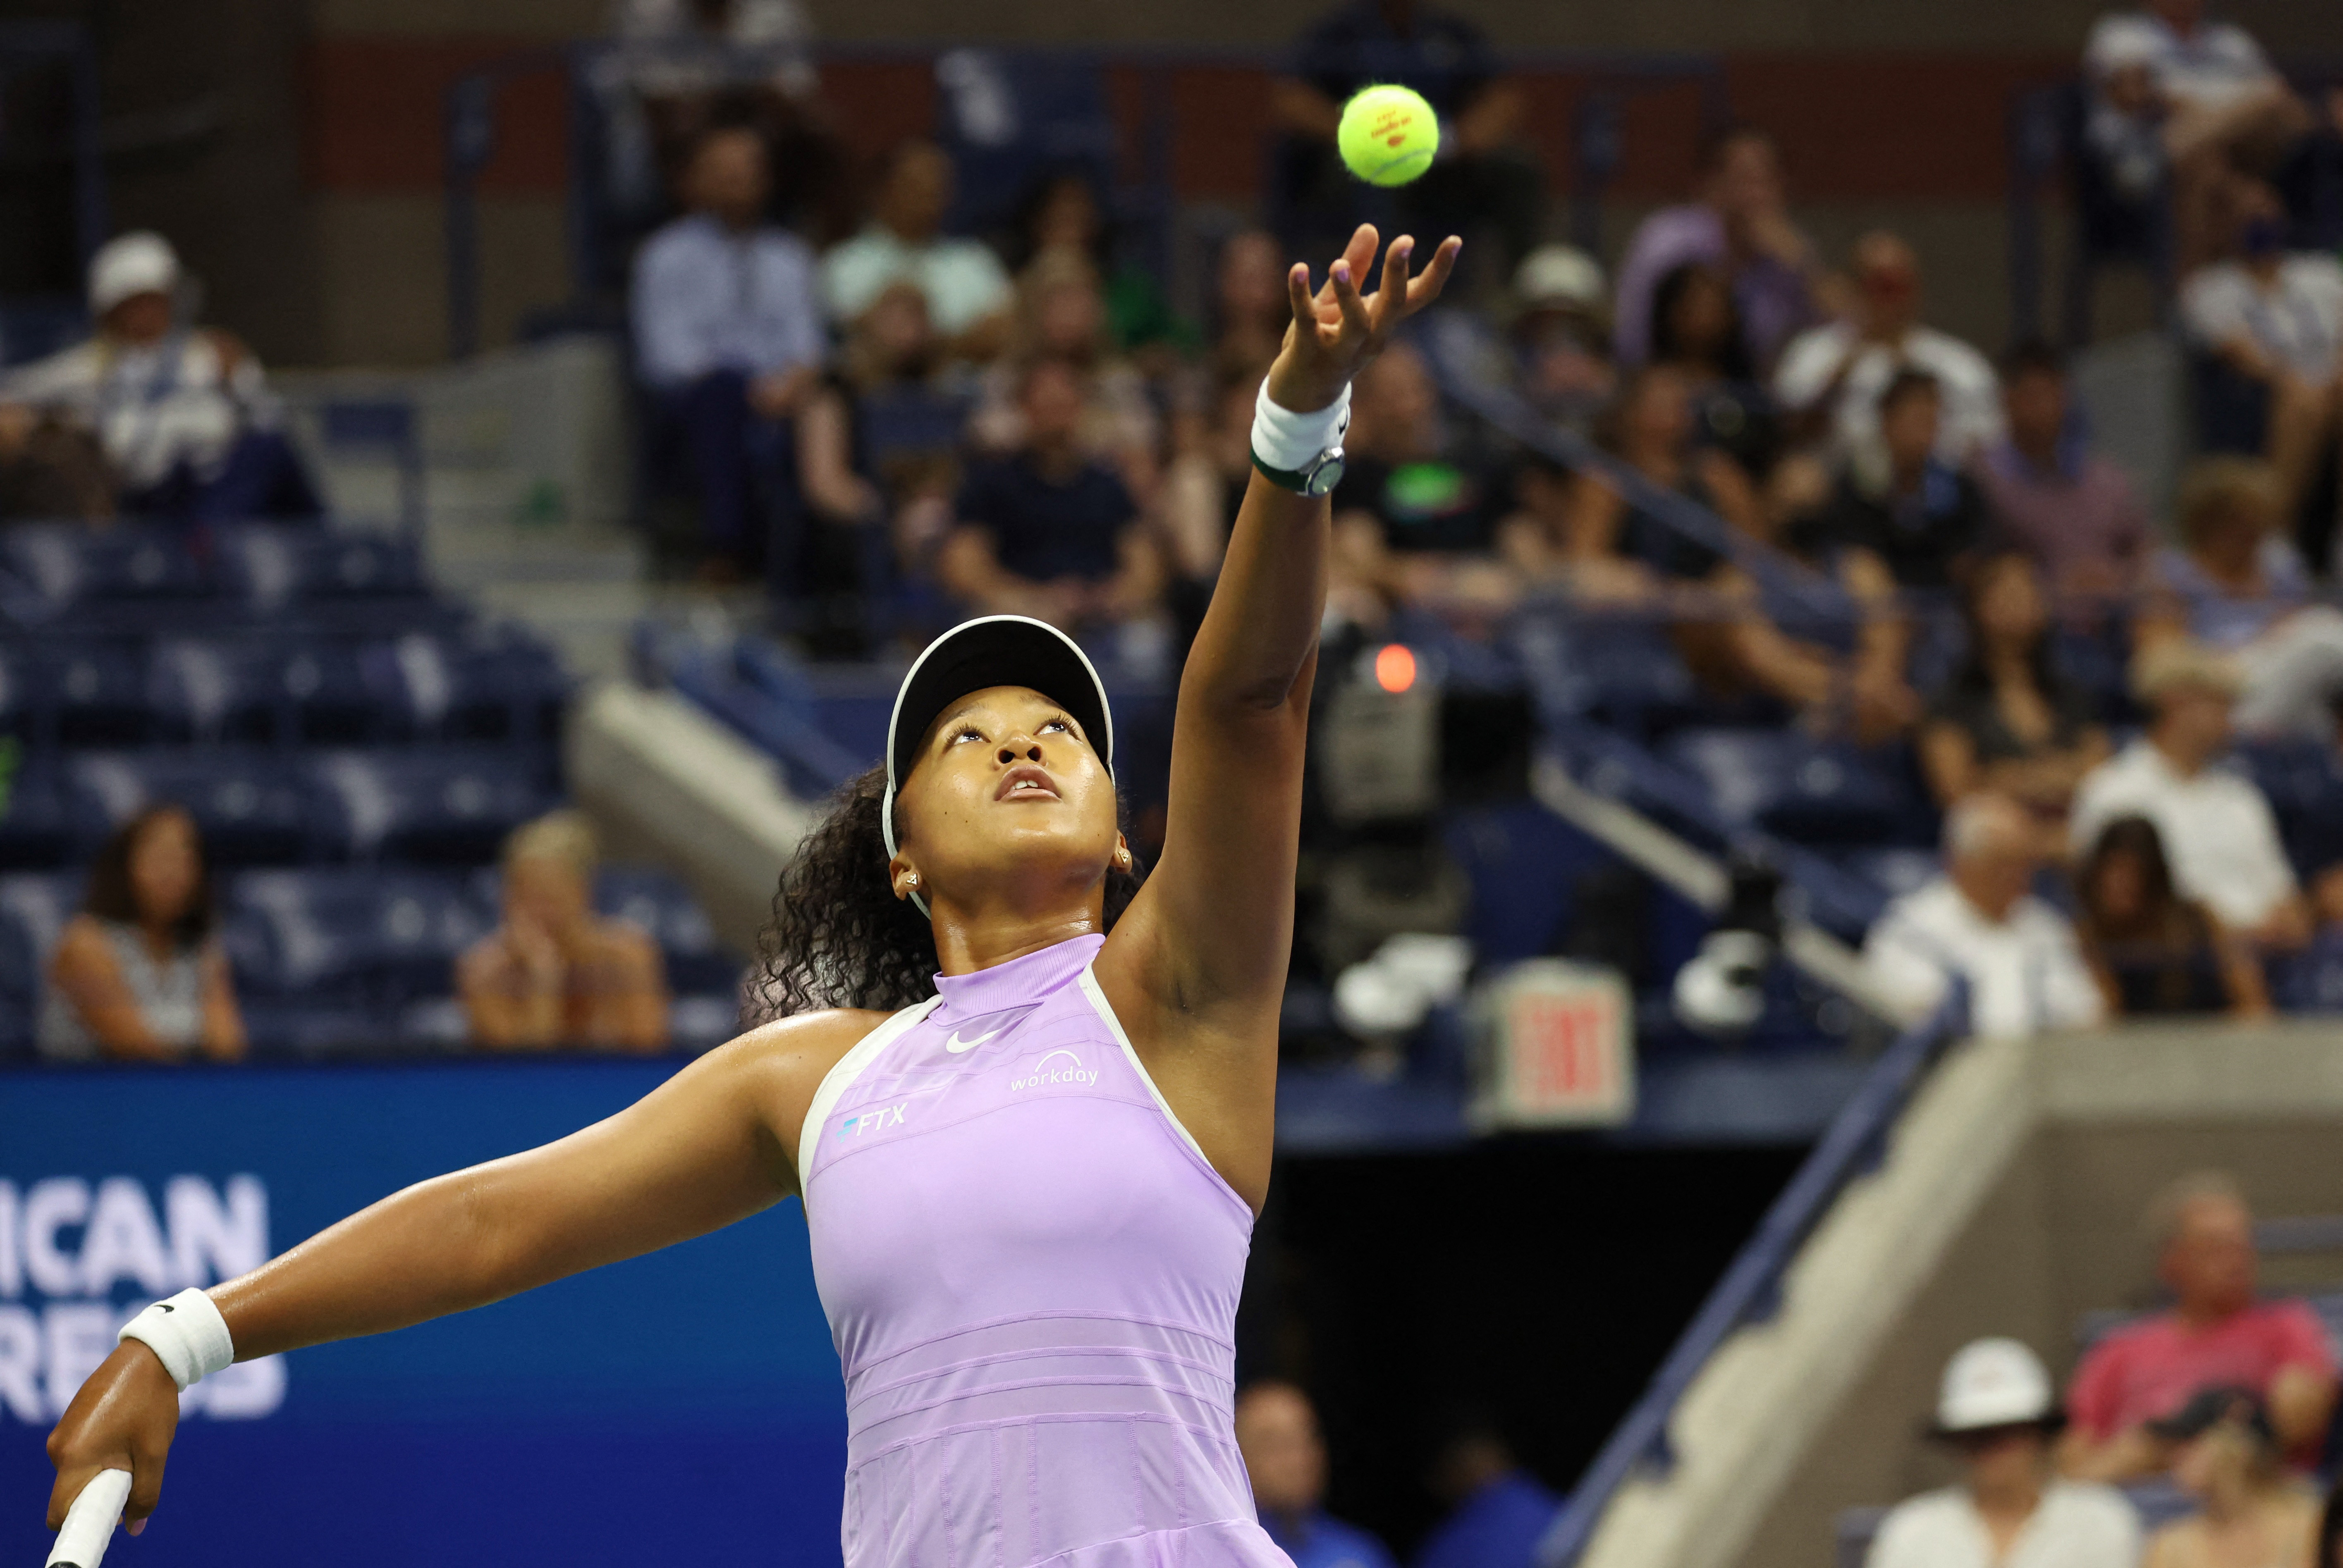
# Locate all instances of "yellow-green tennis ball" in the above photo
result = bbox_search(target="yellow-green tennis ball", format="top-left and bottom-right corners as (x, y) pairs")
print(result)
(1338, 85), (1439, 188)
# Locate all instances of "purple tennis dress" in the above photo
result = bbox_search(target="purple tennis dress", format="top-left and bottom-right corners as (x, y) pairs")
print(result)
(800, 933), (1289, 1568)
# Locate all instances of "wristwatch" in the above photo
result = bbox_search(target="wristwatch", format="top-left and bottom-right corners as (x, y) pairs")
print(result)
(1252, 408), (1351, 497)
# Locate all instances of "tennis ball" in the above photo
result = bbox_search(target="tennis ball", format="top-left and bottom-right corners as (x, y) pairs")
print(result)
(1338, 85), (1439, 188)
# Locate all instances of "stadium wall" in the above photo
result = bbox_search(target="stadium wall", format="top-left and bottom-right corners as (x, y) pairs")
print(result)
(1582, 1020), (2343, 1568)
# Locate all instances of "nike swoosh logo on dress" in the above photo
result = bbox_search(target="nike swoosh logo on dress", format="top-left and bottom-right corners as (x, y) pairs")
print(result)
(944, 1027), (1001, 1054)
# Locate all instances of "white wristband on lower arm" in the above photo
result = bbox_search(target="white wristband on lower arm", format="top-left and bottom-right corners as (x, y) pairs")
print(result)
(1251, 378), (1353, 472)
(118, 1288), (235, 1391)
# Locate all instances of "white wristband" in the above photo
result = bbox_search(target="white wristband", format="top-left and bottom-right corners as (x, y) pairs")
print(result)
(1251, 378), (1353, 473)
(119, 1288), (235, 1392)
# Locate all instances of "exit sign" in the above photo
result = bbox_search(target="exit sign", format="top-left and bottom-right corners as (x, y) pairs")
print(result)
(1472, 961), (1635, 1129)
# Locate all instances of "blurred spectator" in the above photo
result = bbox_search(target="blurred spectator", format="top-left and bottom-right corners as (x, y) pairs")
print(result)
(2181, 179), (2343, 566)
(38, 805), (245, 1063)
(823, 141), (1014, 362)
(2070, 640), (2316, 952)
(1, 232), (319, 523)
(1977, 341), (2151, 611)
(1805, 370), (1992, 593)
(0, 400), (112, 523)
(2084, 0), (2312, 272)
(1865, 1338), (2140, 1568)
(2062, 1173), (2337, 1482)
(1212, 229), (1299, 383)
(2143, 1388), (2321, 1568)
(939, 357), (1165, 638)
(459, 811), (670, 1053)
(1774, 232), (2004, 468)
(2078, 816), (2271, 1018)
(1413, 1421), (1561, 1568)
(968, 251), (1161, 496)
(1861, 793), (2106, 1038)
(631, 124), (826, 581)
(1614, 125), (1821, 375)
(1010, 171), (1187, 360)
(1271, 0), (1540, 269)
(2135, 458), (2343, 740)
(1329, 340), (1516, 628)
(1647, 261), (1784, 479)
(1917, 552), (2110, 841)
(1234, 1382), (1398, 1568)
(1158, 370), (1255, 654)
(597, 0), (846, 238)
(1507, 244), (1615, 432)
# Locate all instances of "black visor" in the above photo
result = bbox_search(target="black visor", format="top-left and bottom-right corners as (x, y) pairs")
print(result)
(882, 616), (1114, 859)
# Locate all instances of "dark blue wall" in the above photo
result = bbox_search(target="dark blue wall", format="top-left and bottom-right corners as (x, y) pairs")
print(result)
(0, 1060), (847, 1567)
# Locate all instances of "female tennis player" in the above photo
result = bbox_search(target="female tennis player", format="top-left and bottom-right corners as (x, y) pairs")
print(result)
(44, 222), (1457, 1566)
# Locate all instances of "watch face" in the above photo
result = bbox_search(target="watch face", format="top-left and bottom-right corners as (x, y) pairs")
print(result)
(1304, 453), (1346, 498)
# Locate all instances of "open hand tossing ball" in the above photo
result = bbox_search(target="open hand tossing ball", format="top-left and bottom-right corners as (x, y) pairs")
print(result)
(1338, 85), (1439, 187)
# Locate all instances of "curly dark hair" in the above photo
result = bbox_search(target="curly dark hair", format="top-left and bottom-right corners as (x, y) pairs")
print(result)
(749, 762), (1148, 1021)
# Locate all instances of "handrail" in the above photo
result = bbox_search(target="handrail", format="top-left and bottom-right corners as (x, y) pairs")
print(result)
(1536, 987), (1970, 1566)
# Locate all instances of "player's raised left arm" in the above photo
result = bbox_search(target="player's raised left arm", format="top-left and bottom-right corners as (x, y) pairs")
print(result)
(1106, 225), (1457, 1023)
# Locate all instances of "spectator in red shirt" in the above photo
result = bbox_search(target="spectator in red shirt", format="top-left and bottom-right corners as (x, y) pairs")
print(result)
(2061, 1171), (2338, 1482)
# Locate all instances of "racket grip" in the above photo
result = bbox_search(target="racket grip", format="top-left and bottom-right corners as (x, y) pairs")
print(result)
(47, 1468), (132, 1568)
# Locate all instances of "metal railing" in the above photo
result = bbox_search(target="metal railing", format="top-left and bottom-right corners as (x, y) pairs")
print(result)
(1537, 987), (1970, 1566)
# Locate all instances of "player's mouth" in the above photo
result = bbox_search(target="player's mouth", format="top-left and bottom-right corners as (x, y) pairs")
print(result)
(995, 766), (1061, 802)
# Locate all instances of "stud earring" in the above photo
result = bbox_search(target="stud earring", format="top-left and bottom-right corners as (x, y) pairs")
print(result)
(906, 873), (919, 888)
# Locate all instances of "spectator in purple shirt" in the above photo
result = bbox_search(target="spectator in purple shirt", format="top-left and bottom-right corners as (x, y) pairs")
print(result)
(1613, 125), (1824, 376)
(1976, 340), (2152, 613)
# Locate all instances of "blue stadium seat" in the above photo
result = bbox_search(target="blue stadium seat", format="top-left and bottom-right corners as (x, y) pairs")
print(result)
(146, 639), (287, 746)
(43, 641), (152, 745)
(0, 760), (79, 868)
(1662, 729), (1934, 848)
(213, 525), (427, 613)
(68, 750), (315, 865)
(0, 872), (74, 1013)
(238, 1000), (392, 1059)
(1442, 800), (1619, 965)
(933, 48), (1119, 241)
(1838, 848), (1943, 903)
(227, 867), (493, 1005)
(2241, 740), (2343, 881)
(595, 866), (741, 994)
(360, 625), (568, 745)
(0, 524), (207, 612)
(0, 642), (40, 744)
(308, 749), (554, 864)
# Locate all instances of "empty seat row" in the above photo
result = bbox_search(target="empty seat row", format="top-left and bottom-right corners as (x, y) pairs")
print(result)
(0, 523), (426, 619)
(0, 747), (562, 869)
(0, 626), (565, 749)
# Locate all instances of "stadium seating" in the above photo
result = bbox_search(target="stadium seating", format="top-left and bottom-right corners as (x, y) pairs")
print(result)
(0, 518), (738, 1060)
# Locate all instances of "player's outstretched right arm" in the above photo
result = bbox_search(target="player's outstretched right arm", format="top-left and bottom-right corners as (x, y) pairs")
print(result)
(43, 1008), (881, 1535)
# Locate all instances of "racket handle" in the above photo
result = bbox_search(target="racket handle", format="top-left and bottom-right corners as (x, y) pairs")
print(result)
(47, 1468), (132, 1568)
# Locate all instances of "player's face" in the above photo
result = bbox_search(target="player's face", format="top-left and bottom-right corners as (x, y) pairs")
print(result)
(893, 685), (1122, 914)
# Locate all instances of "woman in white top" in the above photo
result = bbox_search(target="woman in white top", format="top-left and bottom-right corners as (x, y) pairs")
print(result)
(1867, 1338), (2139, 1568)
(40, 804), (245, 1063)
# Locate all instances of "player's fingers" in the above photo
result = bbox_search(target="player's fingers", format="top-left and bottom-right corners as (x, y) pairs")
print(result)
(1285, 262), (1316, 330)
(1372, 236), (1415, 329)
(1403, 236), (1464, 312)
(1341, 223), (1380, 288)
(1329, 258), (1372, 339)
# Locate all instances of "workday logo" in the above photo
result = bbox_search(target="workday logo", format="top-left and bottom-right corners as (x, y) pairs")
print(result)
(1009, 1049), (1099, 1092)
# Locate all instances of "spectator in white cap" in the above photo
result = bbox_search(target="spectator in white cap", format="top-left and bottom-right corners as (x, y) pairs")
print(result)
(1865, 1338), (2140, 1568)
(1508, 243), (1614, 430)
(0, 230), (318, 522)
(1861, 792), (2108, 1038)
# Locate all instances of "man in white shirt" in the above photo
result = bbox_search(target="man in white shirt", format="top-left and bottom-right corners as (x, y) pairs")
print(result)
(2069, 640), (2314, 952)
(2082, 0), (2309, 269)
(1862, 793), (2106, 1038)
(1, 231), (319, 522)
(1773, 232), (2002, 471)
(821, 141), (1013, 363)
(631, 124), (828, 579)
(1865, 1338), (2140, 1568)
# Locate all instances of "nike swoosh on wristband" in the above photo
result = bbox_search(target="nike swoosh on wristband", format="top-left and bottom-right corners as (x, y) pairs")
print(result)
(945, 1027), (1002, 1054)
